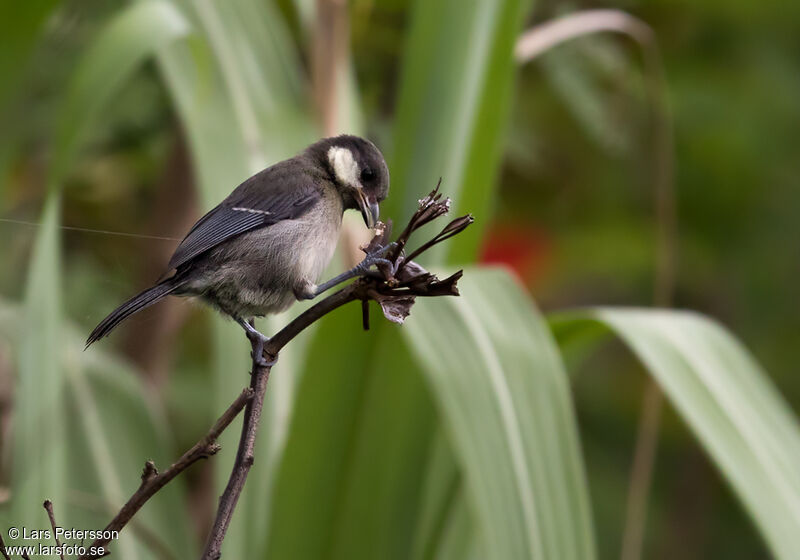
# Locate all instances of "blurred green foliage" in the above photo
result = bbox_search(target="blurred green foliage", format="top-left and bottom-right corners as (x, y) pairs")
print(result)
(0, 0), (798, 559)
(501, 2), (800, 556)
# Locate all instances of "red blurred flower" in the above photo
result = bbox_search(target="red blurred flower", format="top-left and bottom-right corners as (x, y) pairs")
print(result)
(479, 222), (551, 283)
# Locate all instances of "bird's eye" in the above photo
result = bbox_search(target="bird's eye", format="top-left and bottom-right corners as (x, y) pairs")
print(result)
(360, 168), (375, 182)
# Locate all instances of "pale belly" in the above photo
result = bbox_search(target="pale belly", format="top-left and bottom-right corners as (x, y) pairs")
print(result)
(179, 209), (342, 318)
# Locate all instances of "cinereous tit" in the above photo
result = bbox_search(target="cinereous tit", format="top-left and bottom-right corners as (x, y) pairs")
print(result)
(86, 135), (390, 364)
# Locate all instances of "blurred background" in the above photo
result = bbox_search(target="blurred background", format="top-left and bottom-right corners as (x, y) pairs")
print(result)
(1, 0), (798, 559)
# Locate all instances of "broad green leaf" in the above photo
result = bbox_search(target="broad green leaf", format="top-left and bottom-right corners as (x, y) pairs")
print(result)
(404, 267), (596, 560)
(190, 0), (309, 171)
(8, 195), (65, 543)
(154, 18), (264, 560)
(268, 304), (436, 560)
(0, 302), (193, 558)
(5, 2), (191, 553)
(550, 308), (800, 560)
(409, 429), (465, 560)
(389, 0), (529, 263)
(268, 0), (539, 552)
(266, 0), (538, 554)
(0, 0), (60, 182)
(536, 36), (634, 155)
(0, 0), (59, 107)
(431, 488), (479, 560)
(52, 0), (191, 181)
(64, 336), (194, 559)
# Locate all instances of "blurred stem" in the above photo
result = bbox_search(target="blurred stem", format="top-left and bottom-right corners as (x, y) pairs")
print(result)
(312, 0), (368, 266)
(621, 379), (664, 560)
(516, 11), (676, 560)
(312, 0), (349, 136)
(0, 341), (10, 484)
(123, 130), (197, 389)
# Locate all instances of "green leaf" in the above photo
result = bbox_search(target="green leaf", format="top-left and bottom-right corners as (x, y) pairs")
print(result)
(536, 35), (635, 155)
(404, 267), (596, 560)
(52, 0), (191, 182)
(550, 308), (800, 560)
(0, 0), (60, 181)
(5, 1), (191, 550)
(65, 337), (195, 559)
(389, 0), (530, 263)
(265, 1), (538, 552)
(0, 0), (59, 108)
(190, 0), (310, 171)
(8, 195), (65, 542)
(0, 302), (194, 558)
(430, 488), (478, 560)
(267, 304), (437, 560)
(408, 429), (465, 560)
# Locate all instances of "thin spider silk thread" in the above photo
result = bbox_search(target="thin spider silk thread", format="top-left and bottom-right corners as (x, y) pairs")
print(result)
(0, 217), (180, 241)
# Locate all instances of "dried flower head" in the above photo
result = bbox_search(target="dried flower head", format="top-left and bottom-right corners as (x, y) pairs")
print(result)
(357, 182), (473, 327)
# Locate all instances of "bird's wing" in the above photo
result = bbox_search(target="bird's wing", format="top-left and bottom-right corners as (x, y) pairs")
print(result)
(167, 169), (320, 271)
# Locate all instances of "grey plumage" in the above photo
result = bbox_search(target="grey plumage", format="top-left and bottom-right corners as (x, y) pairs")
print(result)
(86, 135), (389, 347)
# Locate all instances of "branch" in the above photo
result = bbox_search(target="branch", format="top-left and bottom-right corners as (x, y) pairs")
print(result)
(77, 388), (253, 559)
(201, 187), (470, 559)
(79, 185), (472, 560)
(0, 534), (12, 560)
(43, 500), (65, 560)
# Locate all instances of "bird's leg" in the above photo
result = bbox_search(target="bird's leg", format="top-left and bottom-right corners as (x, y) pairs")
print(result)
(236, 318), (277, 368)
(309, 243), (396, 298)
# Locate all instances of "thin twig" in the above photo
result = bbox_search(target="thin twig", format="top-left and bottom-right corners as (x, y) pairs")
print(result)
(67, 490), (178, 560)
(199, 365), (269, 560)
(77, 388), (254, 559)
(74, 188), (468, 560)
(0, 533), (12, 560)
(201, 191), (468, 558)
(200, 285), (359, 559)
(43, 500), (64, 560)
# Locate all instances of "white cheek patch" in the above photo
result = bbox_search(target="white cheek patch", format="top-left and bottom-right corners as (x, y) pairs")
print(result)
(327, 146), (361, 189)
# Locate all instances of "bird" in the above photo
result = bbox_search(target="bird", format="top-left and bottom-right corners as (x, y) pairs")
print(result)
(86, 135), (391, 364)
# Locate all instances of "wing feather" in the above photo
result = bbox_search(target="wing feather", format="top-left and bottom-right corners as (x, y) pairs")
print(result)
(167, 165), (321, 271)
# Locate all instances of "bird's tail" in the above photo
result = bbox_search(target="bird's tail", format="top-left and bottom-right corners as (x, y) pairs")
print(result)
(86, 279), (183, 348)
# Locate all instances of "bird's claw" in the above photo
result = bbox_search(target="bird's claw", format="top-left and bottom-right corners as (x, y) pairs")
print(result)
(246, 332), (277, 368)
(358, 243), (397, 276)
(239, 319), (277, 368)
(252, 351), (278, 368)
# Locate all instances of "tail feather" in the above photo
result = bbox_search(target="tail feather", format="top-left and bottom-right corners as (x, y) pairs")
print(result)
(86, 280), (182, 347)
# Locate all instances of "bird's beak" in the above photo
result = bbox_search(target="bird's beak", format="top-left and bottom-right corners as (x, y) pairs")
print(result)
(356, 190), (380, 229)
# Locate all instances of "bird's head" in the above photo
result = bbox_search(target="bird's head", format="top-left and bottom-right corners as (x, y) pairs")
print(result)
(312, 135), (390, 229)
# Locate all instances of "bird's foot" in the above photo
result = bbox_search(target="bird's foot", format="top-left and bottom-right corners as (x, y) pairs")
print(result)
(247, 332), (277, 368)
(356, 242), (397, 277)
(309, 243), (399, 298)
(237, 319), (278, 368)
